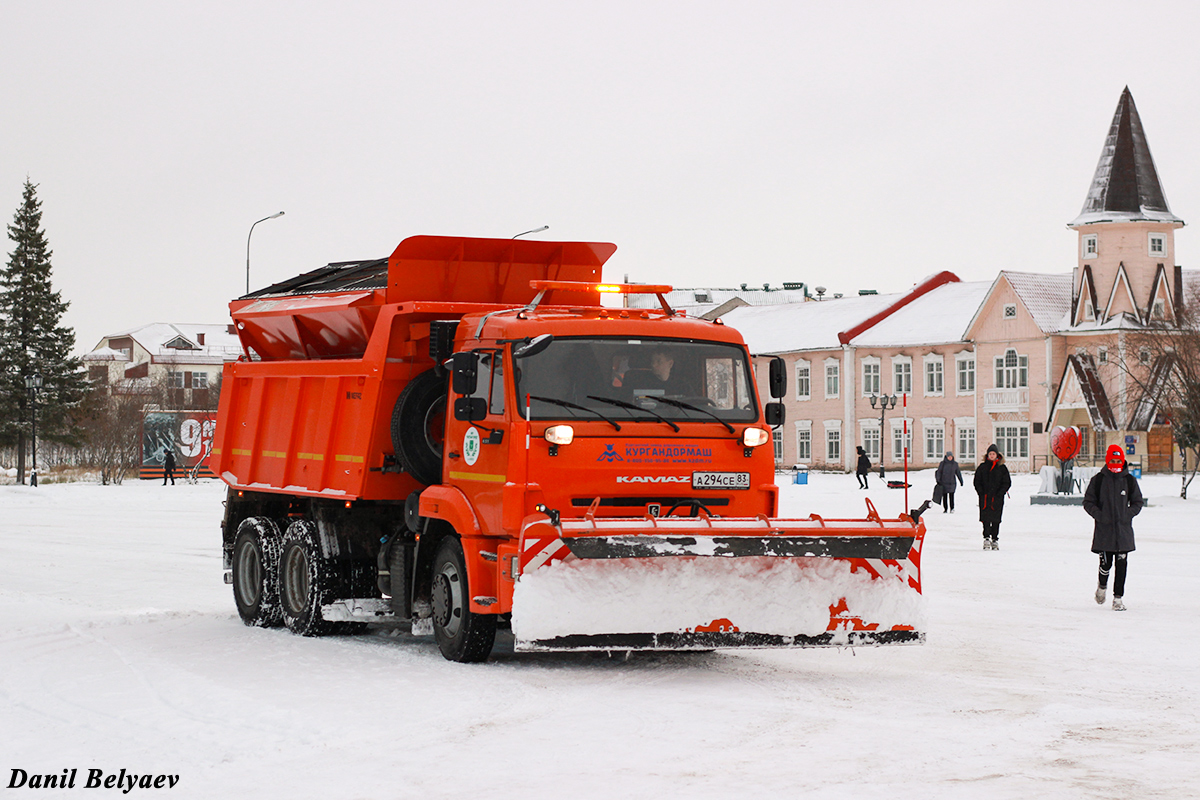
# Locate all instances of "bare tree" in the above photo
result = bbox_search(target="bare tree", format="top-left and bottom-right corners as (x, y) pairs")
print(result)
(78, 384), (149, 485)
(1120, 282), (1200, 499)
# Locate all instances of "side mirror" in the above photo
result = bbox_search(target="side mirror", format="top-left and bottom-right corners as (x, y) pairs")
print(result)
(513, 333), (553, 359)
(454, 396), (487, 422)
(451, 351), (478, 395)
(768, 357), (786, 399)
(764, 402), (785, 427)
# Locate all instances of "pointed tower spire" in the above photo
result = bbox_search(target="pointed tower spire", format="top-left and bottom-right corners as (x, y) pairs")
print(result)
(1071, 87), (1182, 226)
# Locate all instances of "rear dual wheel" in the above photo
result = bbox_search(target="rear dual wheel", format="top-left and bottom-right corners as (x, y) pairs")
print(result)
(232, 518), (284, 628)
(431, 537), (496, 663)
(279, 520), (363, 636)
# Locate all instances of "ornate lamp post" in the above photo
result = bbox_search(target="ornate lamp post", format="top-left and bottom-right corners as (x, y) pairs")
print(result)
(246, 211), (285, 295)
(869, 393), (897, 478)
(25, 373), (43, 486)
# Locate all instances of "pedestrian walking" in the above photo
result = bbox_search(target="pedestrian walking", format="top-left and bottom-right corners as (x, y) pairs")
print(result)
(933, 451), (963, 513)
(856, 446), (871, 489)
(162, 448), (176, 486)
(1084, 444), (1143, 611)
(973, 444), (1010, 550)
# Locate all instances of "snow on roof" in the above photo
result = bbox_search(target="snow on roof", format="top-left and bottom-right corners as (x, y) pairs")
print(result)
(81, 346), (130, 362)
(850, 281), (992, 347)
(1004, 271), (1074, 333)
(723, 292), (901, 353)
(94, 322), (242, 362)
(626, 286), (813, 318)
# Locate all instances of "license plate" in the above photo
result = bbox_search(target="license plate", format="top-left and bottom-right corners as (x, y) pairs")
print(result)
(692, 471), (750, 490)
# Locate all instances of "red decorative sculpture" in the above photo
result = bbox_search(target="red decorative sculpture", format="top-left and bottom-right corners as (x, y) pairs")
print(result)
(1050, 426), (1082, 461)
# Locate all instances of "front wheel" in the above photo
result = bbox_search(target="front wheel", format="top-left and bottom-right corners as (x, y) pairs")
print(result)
(431, 537), (497, 662)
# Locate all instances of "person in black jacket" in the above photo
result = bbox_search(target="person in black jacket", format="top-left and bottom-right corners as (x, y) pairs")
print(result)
(933, 451), (963, 513)
(162, 448), (176, 486)
(1084, 444), (1143, 611)
(973, 444), (1010, 550)
(855, 446), (871, 489)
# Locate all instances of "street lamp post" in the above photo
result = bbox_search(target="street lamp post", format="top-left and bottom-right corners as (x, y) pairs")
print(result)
(869, 393), (897, 479)
(246, 211), (285, 295)
(25, 373), (42, 487)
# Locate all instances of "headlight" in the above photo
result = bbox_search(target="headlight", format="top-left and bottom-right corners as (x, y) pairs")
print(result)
(742, 427), (770, 447)
(544, 425), (575, 445)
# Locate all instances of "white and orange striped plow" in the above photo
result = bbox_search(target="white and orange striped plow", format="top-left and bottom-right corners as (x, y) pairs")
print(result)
(511, 499), (926, 652)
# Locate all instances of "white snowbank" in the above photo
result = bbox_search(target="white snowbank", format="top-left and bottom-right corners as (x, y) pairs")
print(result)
(513, 554), (923, 641)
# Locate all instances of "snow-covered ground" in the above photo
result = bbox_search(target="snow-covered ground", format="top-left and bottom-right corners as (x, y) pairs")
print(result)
(2, 472), (1198, 798)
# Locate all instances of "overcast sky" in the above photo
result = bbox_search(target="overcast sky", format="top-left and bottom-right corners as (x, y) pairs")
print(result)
(5, 1), (1200, 354)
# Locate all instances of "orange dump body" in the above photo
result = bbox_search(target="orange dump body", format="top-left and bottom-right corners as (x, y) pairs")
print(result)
(211, 236), (616, 498)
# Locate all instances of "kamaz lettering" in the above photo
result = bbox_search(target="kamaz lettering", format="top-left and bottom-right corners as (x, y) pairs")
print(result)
(616, 475), (691, 483)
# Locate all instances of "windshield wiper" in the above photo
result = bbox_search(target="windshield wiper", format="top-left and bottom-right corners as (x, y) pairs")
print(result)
(528, 395), (622, 431)
(586, 395), (680, 432)
(649, 396), (736, 433)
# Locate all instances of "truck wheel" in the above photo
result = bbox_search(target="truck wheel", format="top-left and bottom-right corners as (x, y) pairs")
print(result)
(232, 518), (284, 627)
(279, 520), (350, 636)
(431, 537), (496, 662)
(391, 369), (447, 486)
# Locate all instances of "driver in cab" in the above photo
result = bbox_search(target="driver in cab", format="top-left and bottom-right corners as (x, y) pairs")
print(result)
(623, 348), (677, 398)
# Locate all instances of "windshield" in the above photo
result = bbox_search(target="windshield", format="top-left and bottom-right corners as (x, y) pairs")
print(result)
(514, 337), (758, 423)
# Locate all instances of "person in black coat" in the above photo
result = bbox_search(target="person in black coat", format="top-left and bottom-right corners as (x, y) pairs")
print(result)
(1084, 444), (1143, 611)
(162, 448), (176, 486)
(855, 446), (871, 489)
(973, 444), (1010, 550)
(933, 451), (963, 513)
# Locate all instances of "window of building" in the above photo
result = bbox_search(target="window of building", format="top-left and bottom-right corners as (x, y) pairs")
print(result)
(167, 371), (184, 389)
(1079, 426), (1090, 458)
(893, 357), (912, 395)
(192, 372), (209, 390)
(1139, 349), (1151, 365)
(88, 365), (108, 383)
(1098, 347), (1107, 364)
(1084, 299), (1095, 322)
(957, 426), (976, 463)
(921, 422), (940, 460)
(861, 426), (881, 462)
(1082, 234), (1097, 259)
(795, 425), (811, 462)
(1096, 429), (1107, 456)
(826, 428), (841, 462)
(994, 349), (1028, 388)
(825, 360), (840, 399)
(924, 356), (944, 396)
(956, 356), (975, 394)
(1149, 233), (1166, 256)
(772, 428), (783, 463)
(892, 425), (912, 462)
(1153, 299), (1166, 320)
(1003, 303), (1017, 319)
(994, 425), (1029, 460)
(862, 359), (880, 396)
(795, 360), (810, 400)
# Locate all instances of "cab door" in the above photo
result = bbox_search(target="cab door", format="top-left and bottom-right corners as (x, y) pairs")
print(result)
(445, 349), (510, 535)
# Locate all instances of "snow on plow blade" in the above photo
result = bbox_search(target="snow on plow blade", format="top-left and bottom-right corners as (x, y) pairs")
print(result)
(511, 500), (926, 653)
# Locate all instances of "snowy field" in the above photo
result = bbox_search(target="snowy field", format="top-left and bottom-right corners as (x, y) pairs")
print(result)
(2, 472), (1198, 799)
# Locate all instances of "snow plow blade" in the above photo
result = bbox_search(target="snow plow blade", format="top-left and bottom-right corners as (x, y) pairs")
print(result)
(511, 500), (926, 653)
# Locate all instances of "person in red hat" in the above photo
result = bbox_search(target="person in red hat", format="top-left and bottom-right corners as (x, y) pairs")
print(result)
(1083, 444), (1144, 611)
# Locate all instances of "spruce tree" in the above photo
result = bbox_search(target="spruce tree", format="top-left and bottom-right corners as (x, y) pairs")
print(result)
(0, 179), (86, 482)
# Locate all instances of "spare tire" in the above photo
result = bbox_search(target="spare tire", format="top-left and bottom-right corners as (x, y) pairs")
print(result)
(391, 369), (447, 486)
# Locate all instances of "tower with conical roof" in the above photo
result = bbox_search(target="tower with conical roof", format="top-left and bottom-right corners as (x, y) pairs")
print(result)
(1069, 87), (1184, 327)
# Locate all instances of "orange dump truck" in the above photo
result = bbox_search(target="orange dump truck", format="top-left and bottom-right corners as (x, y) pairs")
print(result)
(214, 235), (926, 662)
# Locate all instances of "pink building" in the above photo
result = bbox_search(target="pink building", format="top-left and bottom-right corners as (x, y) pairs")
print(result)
(729, 88), (1198, 473)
